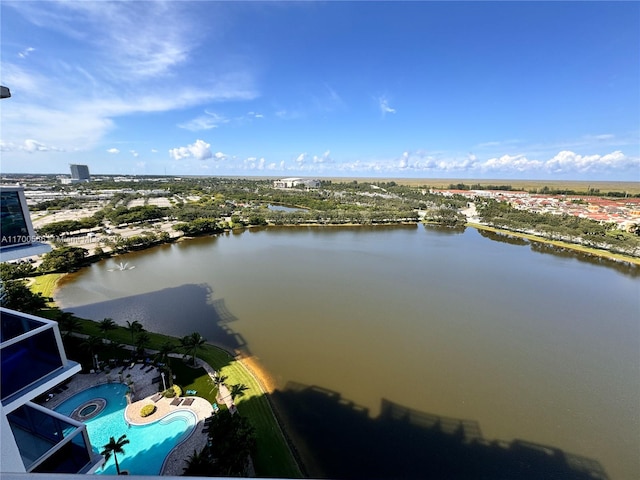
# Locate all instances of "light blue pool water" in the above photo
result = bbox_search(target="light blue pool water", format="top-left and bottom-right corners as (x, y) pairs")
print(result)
(54, 383), (197, 475)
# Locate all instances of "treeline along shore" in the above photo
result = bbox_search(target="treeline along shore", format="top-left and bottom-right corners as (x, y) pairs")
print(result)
(10, 176), (638, 272)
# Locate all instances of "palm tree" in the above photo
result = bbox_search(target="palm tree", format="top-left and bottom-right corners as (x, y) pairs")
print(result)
(209, 373), (228, 396)
(229, 383), (249, 401)
(98, 317), (117, 342)
(57, 312), (83, 339)
(101, 434), (129, 475)
(80, 335), (103, 369)
(135, 331), (151, 358)
(155, 341), (176, 365)
(183, 448), (213, 476)
(125, 320), (144, 345)
(180, 332), (206, 367)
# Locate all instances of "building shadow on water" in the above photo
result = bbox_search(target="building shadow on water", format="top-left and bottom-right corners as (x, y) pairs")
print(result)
(63, 283), (250, 355)
(271, 381), (609, 480)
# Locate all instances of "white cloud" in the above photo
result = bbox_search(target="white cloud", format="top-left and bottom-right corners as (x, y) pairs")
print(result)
(214, 152), (227, 160)
(130, 150), (139, 158)
(151, 149), (158, 153)
(18, 47), (35, 58)
(399, 151), (409, 169)
(107, 148), (120, 154)
(482, 154), (543, 172)
(0, 139), (64, 153)
(312, 150), (332, 164)
(168, 139), (213, 161)
(544, 150), (632, 173)
(296, 153), (307, 164)
(378, 95), (396, 116)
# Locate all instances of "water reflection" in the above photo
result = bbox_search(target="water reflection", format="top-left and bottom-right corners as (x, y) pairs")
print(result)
(477, 228), (639, 277)
(422, 223), (467, 235)
(273, 382), (609, 480)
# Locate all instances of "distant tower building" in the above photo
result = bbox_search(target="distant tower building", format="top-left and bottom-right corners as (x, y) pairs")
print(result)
(70, 164), (91, 182)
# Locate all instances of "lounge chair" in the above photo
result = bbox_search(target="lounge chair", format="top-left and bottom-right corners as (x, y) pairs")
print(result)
(170, 397), (183, 406)
(150, 393), (162, 403)
(183, 398), (195, 406)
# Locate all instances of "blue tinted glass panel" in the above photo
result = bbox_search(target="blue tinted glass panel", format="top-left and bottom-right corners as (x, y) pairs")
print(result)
(1, 328), (63, 399)
(1, 190), (30, 247)
(1, 311), (46, 342)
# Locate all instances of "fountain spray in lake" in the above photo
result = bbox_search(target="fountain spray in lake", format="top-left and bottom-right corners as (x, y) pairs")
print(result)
(107, 261), (135, 272)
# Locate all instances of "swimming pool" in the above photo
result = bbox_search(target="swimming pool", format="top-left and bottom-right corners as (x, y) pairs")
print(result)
(54, 383), (197, 475)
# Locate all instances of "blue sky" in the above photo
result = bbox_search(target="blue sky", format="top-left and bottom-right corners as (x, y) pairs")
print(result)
(1, 1), (639, 180)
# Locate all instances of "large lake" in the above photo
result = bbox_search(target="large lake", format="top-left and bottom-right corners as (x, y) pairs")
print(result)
(55, 226), (639, 479)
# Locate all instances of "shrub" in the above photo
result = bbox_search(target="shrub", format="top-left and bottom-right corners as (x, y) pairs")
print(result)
(163, 385), (182, 398)
(140, 404), (156, 417)
(163, 388), (175, 398)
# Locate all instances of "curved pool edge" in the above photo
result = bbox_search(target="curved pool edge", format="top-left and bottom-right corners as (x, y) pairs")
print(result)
(158, 408), (202, 475)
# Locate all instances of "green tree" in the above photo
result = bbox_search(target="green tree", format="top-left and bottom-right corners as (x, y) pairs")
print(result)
(209, 373), (228, 397)
(180, 332), (207, 366)
(0, 262), (36, 281)
(101, 434), (130, 475)
(0, 280), (47, 314)
(205, 410), (256, 476)
(80, 335), (103, 368)
(39, 246), (88, 272)
(155, 341), (176, 365)
(125, 320), (144, 345)
(135, 331), (151, 358)
(229, 383), (249, 401)
(182, 448), (214, 476)
(98, 317), (117, 342)
(57, 312), (84, 339)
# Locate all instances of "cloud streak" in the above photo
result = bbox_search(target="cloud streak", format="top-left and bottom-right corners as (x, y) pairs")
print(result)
(2, 1), (258, 154)
(378, 95), (396, 116)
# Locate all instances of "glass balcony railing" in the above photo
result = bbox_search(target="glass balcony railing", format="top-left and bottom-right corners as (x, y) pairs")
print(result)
(7, 403), (94, 473)
(1, 327), (64, 401)
(1, 311), (47, 343)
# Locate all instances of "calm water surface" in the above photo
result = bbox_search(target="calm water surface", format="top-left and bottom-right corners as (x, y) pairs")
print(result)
(55, 226), (639, 479)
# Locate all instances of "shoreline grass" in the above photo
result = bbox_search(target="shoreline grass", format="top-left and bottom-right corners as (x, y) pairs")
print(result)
(29, 273), (65, 306)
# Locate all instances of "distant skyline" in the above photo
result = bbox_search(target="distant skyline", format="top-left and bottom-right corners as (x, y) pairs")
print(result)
(1, 1), (639, 180)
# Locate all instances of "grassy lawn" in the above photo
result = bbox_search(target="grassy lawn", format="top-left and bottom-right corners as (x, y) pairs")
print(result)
(29, 273), (64, 303)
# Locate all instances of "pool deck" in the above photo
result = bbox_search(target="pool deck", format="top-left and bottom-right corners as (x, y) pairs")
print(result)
(40, 363), (214, 476)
